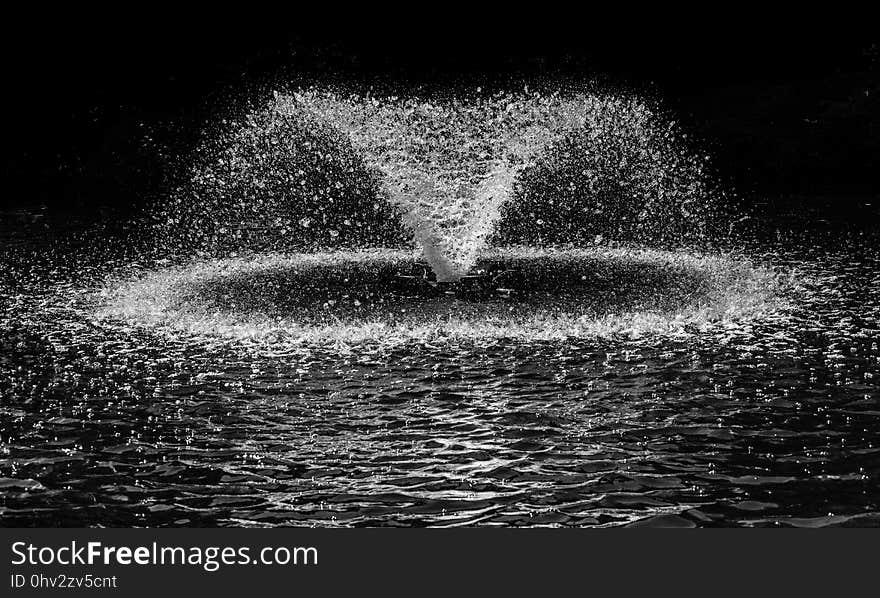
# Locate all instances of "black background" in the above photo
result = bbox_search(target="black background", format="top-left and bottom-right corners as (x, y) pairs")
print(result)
(3, 11), (878, 218)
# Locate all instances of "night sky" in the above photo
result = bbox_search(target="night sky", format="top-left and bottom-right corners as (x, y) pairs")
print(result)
(4, 13), (878, 216)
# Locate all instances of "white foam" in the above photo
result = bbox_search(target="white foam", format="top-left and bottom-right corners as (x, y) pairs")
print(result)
(94, 247), (788, 350)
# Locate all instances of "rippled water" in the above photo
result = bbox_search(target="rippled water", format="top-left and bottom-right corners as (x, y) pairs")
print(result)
(2, 204), (878, 528)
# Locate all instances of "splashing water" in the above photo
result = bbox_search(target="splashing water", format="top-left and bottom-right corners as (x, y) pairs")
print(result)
(162, 88), (711, 281)
(95, 247), (787, 348)
(281, 90), (577, 279)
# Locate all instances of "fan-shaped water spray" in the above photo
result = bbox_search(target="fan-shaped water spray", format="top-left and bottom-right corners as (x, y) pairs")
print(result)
(125, 86), (762, 347)
(160, 88), (712, 283)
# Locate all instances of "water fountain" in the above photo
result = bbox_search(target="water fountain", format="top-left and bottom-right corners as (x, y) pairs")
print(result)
(161, 88), (713, 272)
(122, 86), (771, 347)
(12, 81), (875, 530)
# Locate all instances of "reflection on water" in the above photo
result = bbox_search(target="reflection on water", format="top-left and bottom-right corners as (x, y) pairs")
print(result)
(1, 210), (879, 527)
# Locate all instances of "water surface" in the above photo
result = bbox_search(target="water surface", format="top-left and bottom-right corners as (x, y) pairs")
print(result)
(1, 204), (878, 527)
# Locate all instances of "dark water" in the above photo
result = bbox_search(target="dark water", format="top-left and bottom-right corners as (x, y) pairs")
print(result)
(1, 203), (879, 527)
